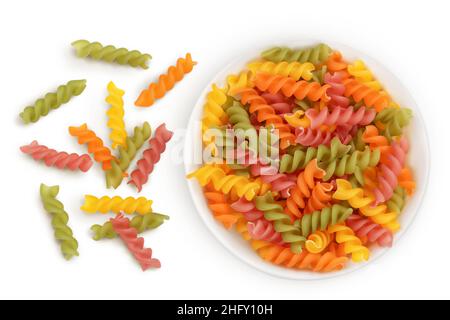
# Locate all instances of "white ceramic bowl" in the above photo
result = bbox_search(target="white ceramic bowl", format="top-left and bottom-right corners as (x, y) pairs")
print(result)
(184, 39), (430, 280)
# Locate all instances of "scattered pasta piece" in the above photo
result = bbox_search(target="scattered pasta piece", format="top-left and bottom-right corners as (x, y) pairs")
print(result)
(21, 140), (93, 172)
(72, 39), (151, 69)
(40, 184), (79, 260)
(81, 195), (153, 215)
(20, 80), (86, 124)
(110, 213), (161, 271)
(128, 124), (174, 192)
(135, 53), (197, 107)
(105, 81), (127, 149)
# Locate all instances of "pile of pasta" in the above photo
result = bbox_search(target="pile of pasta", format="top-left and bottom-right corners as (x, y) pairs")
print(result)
(188, 43), (415, 273)
(19, 40), (196, 270)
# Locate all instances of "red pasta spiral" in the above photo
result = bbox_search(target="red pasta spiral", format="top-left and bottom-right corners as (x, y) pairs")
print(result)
(128, 124), (173, 192)
(255, 72), (330, 102)
(372, 137), (409, 204)
(305, 106), (375, 130)
(295, 127), (333, 147)
(346, 214), (393, 247)
(324, 72), (350, 109)
(247, 219), (284, 244)
(110, 212), (161, 271)
(68, 123), (115, 170)
(261, 173), (297, 198)
(231, 197), (264, 221)
(250, 160), (279, 175)
(260, 92), (294, 114)
(20, 140), (93, 172)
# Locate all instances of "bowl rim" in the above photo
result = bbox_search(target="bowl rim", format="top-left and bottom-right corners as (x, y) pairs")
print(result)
(184, 38), (430, 280)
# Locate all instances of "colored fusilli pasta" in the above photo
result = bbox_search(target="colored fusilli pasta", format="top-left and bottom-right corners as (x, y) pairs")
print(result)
(20, 80), (86, 124)
(188, 43), (416, 273)
(72, 40), (151, 69)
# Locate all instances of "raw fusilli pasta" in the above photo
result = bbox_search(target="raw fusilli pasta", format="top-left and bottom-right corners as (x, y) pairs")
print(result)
(20, 80), (86, 124)
(72, 39), (151, 69)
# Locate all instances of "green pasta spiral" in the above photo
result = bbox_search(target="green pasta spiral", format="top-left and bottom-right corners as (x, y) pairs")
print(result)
(349, 128), (367, 152)
(90, 212), (169, 240)
(20, 80), (86, 124)
(294, 99), (312, 111)
(296, 204), (353, 237)
(280, 137), (351, 173)
(256, 193), (305, 253)
(228, 164), (251, 177)
(106, 122), (152, 189)
(375, 107), (413, 139)
(320, 146), (381, 183)
(224, 101), (255, 131)
(72, 40), (152, 69)
(311, 65), (328, 84)
(40, 184), (79, 260)
(387, 187), (407, 213)
(261, 43), (332, 65)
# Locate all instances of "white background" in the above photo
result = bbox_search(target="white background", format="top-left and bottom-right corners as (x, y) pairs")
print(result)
(0, 0), (448, 300)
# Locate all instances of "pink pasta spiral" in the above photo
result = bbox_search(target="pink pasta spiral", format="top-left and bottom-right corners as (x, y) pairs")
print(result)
(250, 162), (278, 176)
(231, 197), (264, 221)
(305, 106), (375, 130)
(128, 124), (174, 192)
(260, 92), (294, 114)
(346, 214), (393, 247)
(324, 72), (350, 109)
(372, 137), (408, 204)
(247, 219), (284, 244)
(295, 127), (333, 147)
(261, 173), (296, 198)
(20, 140), (93, 172)
(110, 212), (161, 270)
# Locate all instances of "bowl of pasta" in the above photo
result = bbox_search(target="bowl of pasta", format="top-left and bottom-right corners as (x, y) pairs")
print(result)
(184, 39), (429, 280)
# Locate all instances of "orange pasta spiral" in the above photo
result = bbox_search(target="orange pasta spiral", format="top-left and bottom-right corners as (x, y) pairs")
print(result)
(233, 87), (295, 149)
(397, 167), (416, 195)
(285, 159), (330, 218)
(135, 53), (196, 107)
(68, 124), (115, 170)
(326, 51), (348, 73)
(362, 125), (391, 160)
(204, 184), (242, 229)
(343, 78), (389, 112)
(254, 241), (348, 272)
(255, 72), (330, 102)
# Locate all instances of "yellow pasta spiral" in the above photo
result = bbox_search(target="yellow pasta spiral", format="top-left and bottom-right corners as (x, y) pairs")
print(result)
(202, 84), (228, 143)
(247, 60), (315, 81)
(284, 110), (311, 128)
(305, 231), (331, 254)
(105, 81), (127, 149)
(333, 179), (373, 208)
(226, 71), (253, 94)
(328, 224), (370, 262)
(187, 165), (261, 200)
(333, 179), (399, 232)
(359, 205), (400, 232)
(347, 60), (382, 91)
(81, 195), (153, 215)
